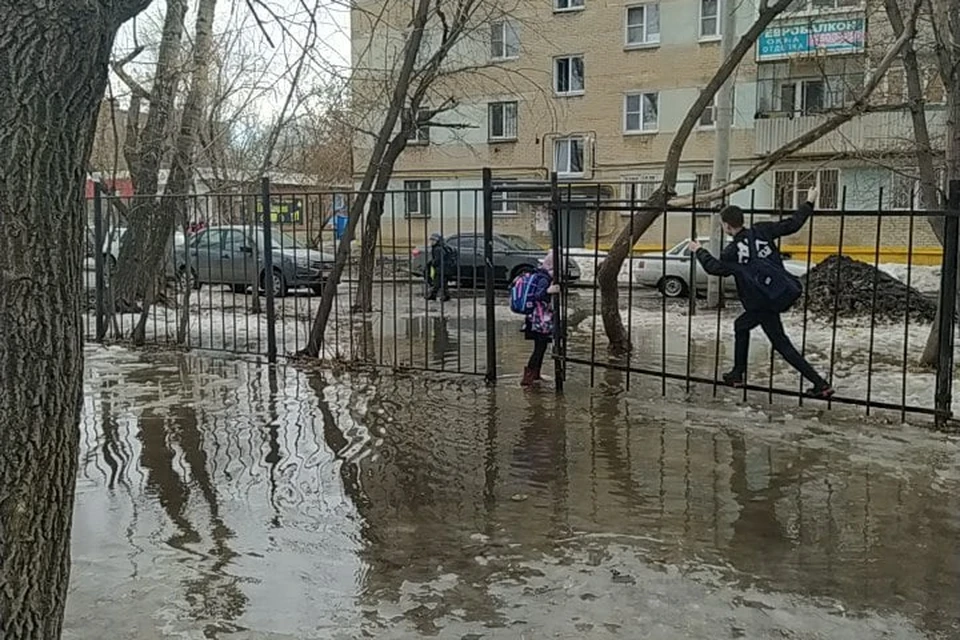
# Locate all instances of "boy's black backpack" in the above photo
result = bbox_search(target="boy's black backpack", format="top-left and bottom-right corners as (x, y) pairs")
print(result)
(743, 229), (802, 312)
(442, 243), (458, 269)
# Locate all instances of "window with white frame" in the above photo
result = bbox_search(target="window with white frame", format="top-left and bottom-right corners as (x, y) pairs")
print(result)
(698, 86), (734, 127)
(403, 180), (432, 218)
(624, 92), (659, 133)
(492, 181), (519, 215)
(555, 0), (584, 11)
(788, 0), (860, 12)
(488, 101), (518, 141)
(490, 21), (519, 60)
(622, 175), (659, 204)
(405, 108), (430, 144)
(695, 173), (713, 194)
(625, 4), (660, 46)
(554, 137), (585, 177)
(773, 169), (839, 210)
(699, 0), (720, 39)
(554, 56), (585, 95)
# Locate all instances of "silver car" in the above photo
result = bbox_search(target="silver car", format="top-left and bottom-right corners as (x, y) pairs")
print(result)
(173, 225), (336, 296)
(634, 238), (808, 298)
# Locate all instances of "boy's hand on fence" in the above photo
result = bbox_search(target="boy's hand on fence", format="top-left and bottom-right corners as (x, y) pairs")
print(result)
(807, 186), (819, 206)
(687, 241), (702, 253)
(547, 284), (560, 295)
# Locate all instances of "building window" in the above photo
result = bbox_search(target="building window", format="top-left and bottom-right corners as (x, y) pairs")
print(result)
(492, 181), (519, 216)
(773, 169), (839, 210)
(695, 173), (713, 195)
(490, 21), (519, 60)
(555, 0), (584, 11)
(554, 56), (585, 95)
(789, 0), (860, 11)
(624, 92), (659, 133)
(621, 175), (659, 209)
(890, 168), (945, 209)
(405, 108), (430, 145)
(404, 180), (431, 218)
(698, 87), (734, 128)
(699, 0), (720, 39)
(777, 77), (854, 115)
(625, 4), (660, 46)
(488, 101), (518, 141)
(554, 137), (585, 177)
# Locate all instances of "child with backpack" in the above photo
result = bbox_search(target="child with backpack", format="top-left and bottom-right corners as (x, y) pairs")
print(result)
(689, 186), (834, 399)
(511, 252), (560, 387)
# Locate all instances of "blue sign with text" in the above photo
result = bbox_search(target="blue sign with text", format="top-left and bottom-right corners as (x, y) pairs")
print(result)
(757, 17), (865, 61)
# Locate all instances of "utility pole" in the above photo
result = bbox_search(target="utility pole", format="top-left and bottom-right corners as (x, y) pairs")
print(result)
(706, 0), (737, 309)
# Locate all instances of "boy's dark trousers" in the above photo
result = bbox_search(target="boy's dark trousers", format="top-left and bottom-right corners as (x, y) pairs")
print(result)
(733, 309), (825, 385)
(427, 264), (449, 300)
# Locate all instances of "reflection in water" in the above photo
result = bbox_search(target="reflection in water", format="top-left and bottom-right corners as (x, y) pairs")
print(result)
(67, 347), (960, 639)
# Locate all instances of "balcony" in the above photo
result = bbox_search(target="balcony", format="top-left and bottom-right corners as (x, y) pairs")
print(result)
(754, 107), (947, 156)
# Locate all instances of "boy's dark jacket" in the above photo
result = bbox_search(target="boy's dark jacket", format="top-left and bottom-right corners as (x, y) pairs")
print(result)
(694, 201), (813, 311)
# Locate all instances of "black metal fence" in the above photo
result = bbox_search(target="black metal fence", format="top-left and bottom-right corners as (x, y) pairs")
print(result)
(84, 173), (960, 427)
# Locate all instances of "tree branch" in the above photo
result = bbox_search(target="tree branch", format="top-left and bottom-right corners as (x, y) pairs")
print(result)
(110, 45), (150, 100)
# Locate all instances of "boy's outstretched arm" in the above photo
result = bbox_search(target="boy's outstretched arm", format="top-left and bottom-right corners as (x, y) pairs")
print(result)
(760, 185), (819, 239)
(689, 241), (735, 277)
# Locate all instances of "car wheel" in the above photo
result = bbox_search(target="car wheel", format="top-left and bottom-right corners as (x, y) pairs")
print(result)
(660, 276), (688, 298)
(178, 266), (200, 291)
(262, 269), (288, 298)
(311, 283), (324, 296)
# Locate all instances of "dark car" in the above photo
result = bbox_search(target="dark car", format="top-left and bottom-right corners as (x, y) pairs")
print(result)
(411, 233), (581, 287)
(173, 225), (335, 297)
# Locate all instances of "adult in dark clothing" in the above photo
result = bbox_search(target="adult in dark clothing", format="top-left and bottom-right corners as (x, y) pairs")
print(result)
(426, 232), (453, 302)
(689, 186), (834, 399)
(521, 252), (560, 387)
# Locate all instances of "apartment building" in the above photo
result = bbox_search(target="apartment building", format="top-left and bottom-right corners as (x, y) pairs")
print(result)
(351, 0), (947, 260)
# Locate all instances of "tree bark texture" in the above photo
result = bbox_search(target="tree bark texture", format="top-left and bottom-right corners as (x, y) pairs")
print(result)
(355, 133), (409, 313)
(0, 2), (148, 637)
(919, 0), (960, 367)
(134, 0), (218, 345)
(304, 0), (432, 356)
(596, 0), (921, 354)
(112, 0), (189, 314)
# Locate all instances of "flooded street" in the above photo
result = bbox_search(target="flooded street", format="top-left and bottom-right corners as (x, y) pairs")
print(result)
(66, 346), (960, 639)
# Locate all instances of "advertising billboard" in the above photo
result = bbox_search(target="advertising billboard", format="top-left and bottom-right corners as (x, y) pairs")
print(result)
(757, 16), (865, 61)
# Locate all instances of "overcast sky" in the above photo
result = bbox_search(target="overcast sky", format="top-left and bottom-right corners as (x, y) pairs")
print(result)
(110, 0), (352, 120)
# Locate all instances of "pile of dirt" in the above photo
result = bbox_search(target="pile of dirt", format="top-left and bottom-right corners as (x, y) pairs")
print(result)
(803, 255), (937, 323)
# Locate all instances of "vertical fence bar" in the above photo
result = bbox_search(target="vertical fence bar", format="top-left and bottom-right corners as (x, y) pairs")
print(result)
(261, 177), (277, 364)
(934, 180), (960, 427)
(865, 188), (884, 414)
(660, 196), (667, 396)
(482, 168), (497, 383)
(901, 202), (916, 423)
(93, 181), (106, 342)
(626, 184), (636, 392)
(551, 171), (564, 392)
(826, 187), (847, 409)
(589, 185), (601, 387)
(685, 192), (697, 393)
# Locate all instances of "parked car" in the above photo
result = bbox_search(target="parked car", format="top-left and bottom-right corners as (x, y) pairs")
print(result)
(634, 237), (808, 298)
(172, 225), (336, 297)
(410, 233), (581, 287)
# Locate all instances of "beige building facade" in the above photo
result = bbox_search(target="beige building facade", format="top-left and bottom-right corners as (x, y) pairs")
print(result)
(352, 0), (948, 262)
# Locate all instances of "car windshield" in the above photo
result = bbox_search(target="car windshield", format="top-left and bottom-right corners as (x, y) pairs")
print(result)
(500, 235), (543, 251)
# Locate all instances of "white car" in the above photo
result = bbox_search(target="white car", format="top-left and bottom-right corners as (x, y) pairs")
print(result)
(634, 238), (809, 298)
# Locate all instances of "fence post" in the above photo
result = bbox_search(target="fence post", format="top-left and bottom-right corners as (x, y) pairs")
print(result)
(261, 177), (278, 364)
(935, 180), (960, 427)
(93, 179), (105, 342)
(550, 172), (565, 393)
(482, 168), (497, 383)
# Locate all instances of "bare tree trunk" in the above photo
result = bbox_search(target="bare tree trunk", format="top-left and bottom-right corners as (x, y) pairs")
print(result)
(132, 0), (218, 346)
(597, 0), (921, 353)
(0, 1), (148, 636)
(355, 133), (408, 312)
(919, 0), (960, 367)
(303, 0), (432, 357)
(112, 0), (189, 313)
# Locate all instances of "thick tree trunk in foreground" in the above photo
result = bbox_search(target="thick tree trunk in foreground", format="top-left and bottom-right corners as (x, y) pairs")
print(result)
(919, 0), (960, 368)
(0, 2), (147, 637)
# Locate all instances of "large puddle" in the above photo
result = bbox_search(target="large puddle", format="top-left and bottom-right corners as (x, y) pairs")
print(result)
(66, 346), (960, 639)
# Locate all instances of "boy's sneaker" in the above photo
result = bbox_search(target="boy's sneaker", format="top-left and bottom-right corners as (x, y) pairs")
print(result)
(805, 383), (835, 399)
(722, 371), (745, 388)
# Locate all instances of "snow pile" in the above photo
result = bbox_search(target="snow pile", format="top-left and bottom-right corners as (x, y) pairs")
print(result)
(567, 249), (638, 286)
(804, 256), (937, 324)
